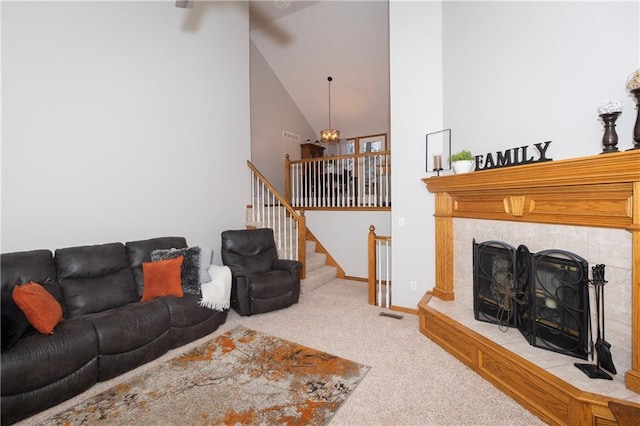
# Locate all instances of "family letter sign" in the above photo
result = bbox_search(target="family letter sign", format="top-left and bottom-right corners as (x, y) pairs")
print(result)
(475, 141), (553, 171)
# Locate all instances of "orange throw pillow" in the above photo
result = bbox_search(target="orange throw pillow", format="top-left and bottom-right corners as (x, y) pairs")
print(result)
(12, 282), (64, 334)
(141, 256), (184, 302)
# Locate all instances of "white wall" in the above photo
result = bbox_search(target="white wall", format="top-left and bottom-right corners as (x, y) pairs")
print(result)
(443, 1), (639, 158)
(250, 41), (317, 193)
(305, 211), (391, 278)
(1, 1), (251, 265)
(389, 0), (443, 309)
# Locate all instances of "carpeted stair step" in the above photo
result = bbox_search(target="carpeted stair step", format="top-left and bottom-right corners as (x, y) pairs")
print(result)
(306, 240), (316, 255)
(302, 265), (337, 293)
(305, 251), (327, 273)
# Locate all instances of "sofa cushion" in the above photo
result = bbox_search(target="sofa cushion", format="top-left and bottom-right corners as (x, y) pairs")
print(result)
(151, 246), (201, 295)
(1, 318), (98, 396)
(81, 299), (171, 381)
(12, 282), (64, 334)
(1, 250), (61, 351)
(141, 256), (184, 301)
(55, 243), (138, 318)
(125, 237), (188, 297)
(1, 294), (31, 352)
(83, 300), (169, 355)
(221, 228), (278, 275)
(159, 294), (228, 348)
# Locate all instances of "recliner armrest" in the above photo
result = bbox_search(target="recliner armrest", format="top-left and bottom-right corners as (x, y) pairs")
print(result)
(273, 259), (303, 278)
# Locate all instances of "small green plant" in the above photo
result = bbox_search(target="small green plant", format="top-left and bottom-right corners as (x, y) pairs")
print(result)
(449, 149), (474, 162)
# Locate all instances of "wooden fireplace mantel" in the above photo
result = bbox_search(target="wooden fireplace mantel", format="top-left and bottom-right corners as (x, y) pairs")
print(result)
(420, 150), (640, 423)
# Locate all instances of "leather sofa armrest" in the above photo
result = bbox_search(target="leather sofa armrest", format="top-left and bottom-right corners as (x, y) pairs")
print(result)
(229, 271), (252, 315)
(273, 259), (303, 278)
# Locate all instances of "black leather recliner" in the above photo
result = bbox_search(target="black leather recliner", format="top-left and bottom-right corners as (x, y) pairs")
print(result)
(221, 228), (302, 316)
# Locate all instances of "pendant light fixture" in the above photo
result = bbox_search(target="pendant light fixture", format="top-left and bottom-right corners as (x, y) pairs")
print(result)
(320, 76), (340, 143)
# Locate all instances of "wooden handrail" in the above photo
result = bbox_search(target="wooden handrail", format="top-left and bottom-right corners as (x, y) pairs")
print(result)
(247, 160), (301, 222)
(288, 150), (391, 165)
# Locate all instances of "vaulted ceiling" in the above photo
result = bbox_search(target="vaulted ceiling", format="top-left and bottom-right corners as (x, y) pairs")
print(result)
(249, 1), (319, 30)
(250, 1), (390, 140)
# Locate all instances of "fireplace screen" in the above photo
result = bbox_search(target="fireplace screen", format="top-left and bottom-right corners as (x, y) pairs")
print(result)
(473, 240), (590, 360)
(473, 241), (518, 328)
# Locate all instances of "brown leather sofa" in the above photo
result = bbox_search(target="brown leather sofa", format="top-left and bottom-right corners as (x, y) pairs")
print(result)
(1, 236), (228, 425)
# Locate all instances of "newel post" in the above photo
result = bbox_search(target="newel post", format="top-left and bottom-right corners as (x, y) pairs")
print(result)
(368, 225), (377, 305)
(284, 154), (291, 204)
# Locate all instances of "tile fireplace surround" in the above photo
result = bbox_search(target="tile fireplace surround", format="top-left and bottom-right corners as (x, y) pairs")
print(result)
(420, 150), (639, 425)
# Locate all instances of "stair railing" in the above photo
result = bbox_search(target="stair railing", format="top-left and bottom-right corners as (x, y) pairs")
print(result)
(286, 151), (390, 209)
(247, 160), (307, 278)
(368, 225), (392, 307)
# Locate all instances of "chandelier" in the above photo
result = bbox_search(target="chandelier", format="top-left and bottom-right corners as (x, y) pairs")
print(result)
(320, 76), (340, 143)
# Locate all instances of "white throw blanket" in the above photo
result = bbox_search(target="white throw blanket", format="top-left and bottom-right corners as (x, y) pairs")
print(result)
(199, 264), (231, 311)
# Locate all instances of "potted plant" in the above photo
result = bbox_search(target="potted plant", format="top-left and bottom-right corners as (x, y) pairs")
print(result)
(450, 149), (476, 174)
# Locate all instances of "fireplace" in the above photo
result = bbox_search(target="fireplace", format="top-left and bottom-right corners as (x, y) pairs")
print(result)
(420, 150), (639, 424)
(473, 240), (590, 360)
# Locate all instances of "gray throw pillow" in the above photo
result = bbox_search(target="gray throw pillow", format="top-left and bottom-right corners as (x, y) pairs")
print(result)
(151, 246), (201, 295)
(198, 246), (213, 283)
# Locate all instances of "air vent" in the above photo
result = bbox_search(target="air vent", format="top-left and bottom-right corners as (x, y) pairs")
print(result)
(282, 131), (300, 142)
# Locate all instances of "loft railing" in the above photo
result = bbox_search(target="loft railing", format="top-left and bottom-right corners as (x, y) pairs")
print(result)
(247, 160), (307, 278)
(368, 225), (392, 308)
(285, 151), (391, 209)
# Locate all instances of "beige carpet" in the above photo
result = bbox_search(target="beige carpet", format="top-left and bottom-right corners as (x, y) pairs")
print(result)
(21, 279), (544, 425)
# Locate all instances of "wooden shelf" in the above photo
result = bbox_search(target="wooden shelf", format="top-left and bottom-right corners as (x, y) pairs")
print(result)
(424, 150), (640, 193)
(423, 150), (640, 230)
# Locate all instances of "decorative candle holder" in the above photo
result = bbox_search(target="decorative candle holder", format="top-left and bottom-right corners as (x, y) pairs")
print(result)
(598, 98), (623, 154)
(600, 112), (621, 154)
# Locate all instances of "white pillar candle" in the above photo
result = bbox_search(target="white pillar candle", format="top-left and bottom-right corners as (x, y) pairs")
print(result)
(434, 155), (442, 170)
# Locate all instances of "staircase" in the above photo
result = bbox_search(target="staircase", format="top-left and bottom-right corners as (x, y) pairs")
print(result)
(302, 239), (338, 292)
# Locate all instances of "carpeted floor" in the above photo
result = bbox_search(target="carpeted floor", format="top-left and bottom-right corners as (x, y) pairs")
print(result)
(21, 279), (545, 425)
(38, 326), (369, 425)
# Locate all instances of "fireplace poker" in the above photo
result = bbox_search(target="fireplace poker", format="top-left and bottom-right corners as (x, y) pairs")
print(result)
(594, 264), (616, 376)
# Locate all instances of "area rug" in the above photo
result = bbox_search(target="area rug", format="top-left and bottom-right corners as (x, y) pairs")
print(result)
(39, 326), (370, 425)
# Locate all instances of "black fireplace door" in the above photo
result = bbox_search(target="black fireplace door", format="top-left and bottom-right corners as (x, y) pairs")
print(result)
(523, 249), (590, 360)
(473, 240), (518, 328)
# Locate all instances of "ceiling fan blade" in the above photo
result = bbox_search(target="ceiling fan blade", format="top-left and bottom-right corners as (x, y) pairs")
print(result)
(175, 0), (194, 8)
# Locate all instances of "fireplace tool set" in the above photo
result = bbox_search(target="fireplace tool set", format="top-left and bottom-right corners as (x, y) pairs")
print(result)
(575, 264), (617, 380)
